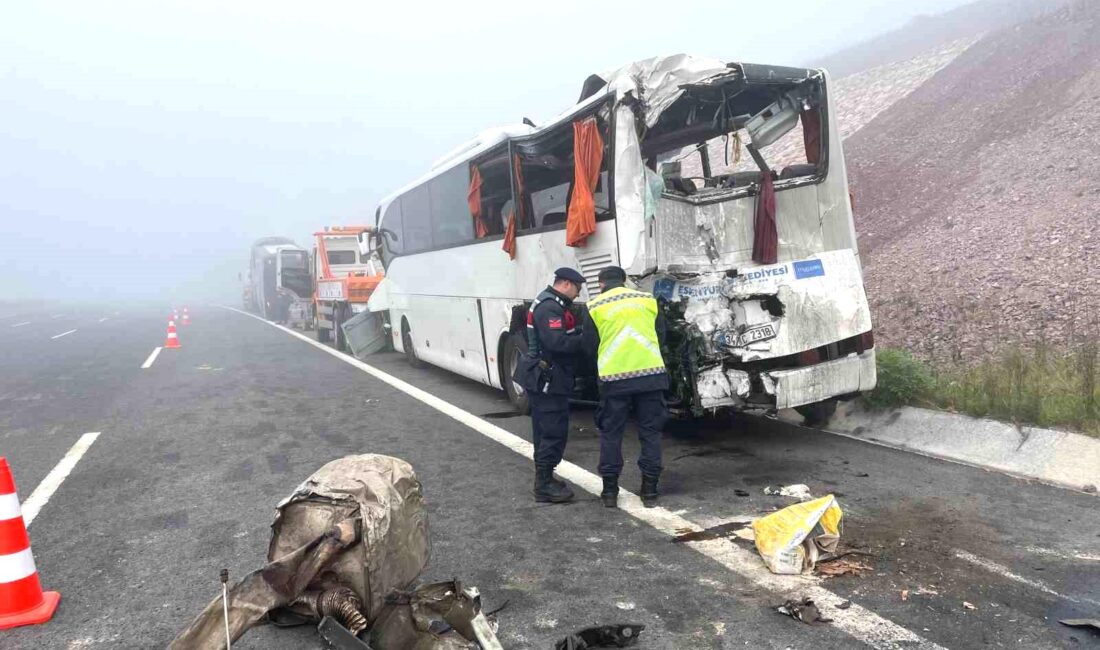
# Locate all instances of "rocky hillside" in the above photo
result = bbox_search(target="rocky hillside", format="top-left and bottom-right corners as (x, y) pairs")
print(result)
(847, 1), (1100, 362)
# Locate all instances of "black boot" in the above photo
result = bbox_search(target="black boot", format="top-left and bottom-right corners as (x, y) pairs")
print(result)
(534, 467), (574, 503)
(600, 476), (619, 508)
(640, 475), (659, 508)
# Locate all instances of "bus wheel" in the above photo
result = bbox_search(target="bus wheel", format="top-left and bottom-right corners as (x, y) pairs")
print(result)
(796, 399), (838, 427)
(401, 318), (425, 369)
(502, 333), (530, 415)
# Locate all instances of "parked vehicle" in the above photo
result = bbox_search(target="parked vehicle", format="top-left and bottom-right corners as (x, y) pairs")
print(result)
(248, 236), (312, 327)
(312, 226), (384, 351)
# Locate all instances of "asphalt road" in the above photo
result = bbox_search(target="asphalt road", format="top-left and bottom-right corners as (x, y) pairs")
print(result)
(0, 302), (1097, 649)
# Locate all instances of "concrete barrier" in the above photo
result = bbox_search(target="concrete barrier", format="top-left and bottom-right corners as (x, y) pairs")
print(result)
(783, 402), (1100, 494)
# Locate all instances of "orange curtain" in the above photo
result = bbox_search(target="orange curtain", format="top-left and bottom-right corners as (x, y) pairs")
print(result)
(468, 165), (488, 238)
(752, 172), (778, 264)
(512, 153), (528, 228)
(801, 109), (821, 165)
(566, 118), (603, 247)
(502, 208), (517, 260)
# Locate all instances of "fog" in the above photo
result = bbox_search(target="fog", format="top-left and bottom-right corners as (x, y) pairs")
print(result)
(0, 0), (971, 303)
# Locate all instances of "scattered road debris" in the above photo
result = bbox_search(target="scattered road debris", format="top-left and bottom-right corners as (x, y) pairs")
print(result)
(963, 602), (977, 610)
(752, 495), (843, 574)
(816, 557), (872, 578)
(672, 519), (754, 543)
(734, 489), (751, 497)
(837, 600), (852, 610)
(555, 624), (645, 649)
(901, 589), (909, 602)
(731, 527), (756, 542)
(1059, 618), (1100, 633)
(763, 484), (813, 501)
(615, 602), (636, 611)
(776, 598), (832, 625)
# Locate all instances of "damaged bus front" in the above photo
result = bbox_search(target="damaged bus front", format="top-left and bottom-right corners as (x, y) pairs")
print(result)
(605, 56), (876, 422)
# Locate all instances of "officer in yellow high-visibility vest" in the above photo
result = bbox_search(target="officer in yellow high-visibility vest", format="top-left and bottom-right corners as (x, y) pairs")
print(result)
(583, 266), (668, 508)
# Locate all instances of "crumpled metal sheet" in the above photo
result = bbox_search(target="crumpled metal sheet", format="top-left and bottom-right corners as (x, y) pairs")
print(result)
(370, 580), (502, 650)
(600, 55), (732, 129)
(169, 455), (429, 650)
(646, 249), (872, 362)
(270, 454), (431, 624)
(169, 519), (360, 650)
(600, 55), (732, 274)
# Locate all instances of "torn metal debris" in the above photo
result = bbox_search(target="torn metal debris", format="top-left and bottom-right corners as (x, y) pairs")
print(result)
(555, 623), (646, 649)
(170, 455), (503, 650)
(776, 597), (832, 625)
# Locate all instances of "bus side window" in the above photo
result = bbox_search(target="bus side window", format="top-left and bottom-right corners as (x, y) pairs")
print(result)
(512, 114), (609, 231)
(429, 165), (474, 247)
(476, 147), (511, 237)
(401, 185), (433, 253)
(382, 199), (404, 258)
(515, 123), (573, 230)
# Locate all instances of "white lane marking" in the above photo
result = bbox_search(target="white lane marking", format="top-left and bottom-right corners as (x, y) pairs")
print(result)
(22, 432), (101, 527)
(955, 549), (1100, 607)
(1023, 546), (1100, 563)
(141, 346), (162, 369)
(98, 317), (108, 323)
(0, 548), (37, 583)
(11, 321), (31, 328)
(223, 306), (943, 650)
(51, 329), (77, 340)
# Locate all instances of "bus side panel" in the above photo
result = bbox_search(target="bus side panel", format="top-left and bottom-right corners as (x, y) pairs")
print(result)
(404, 295), (489, 385)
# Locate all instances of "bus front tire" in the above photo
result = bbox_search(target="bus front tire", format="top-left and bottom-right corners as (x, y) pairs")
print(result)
(402, 319), (425, 369)
(502, 333), (530, 415)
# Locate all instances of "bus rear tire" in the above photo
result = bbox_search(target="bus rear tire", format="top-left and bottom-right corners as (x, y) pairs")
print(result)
(796, 399), (838, 427)
(502, 333), (530, 415)
(401, 318), (425, 369)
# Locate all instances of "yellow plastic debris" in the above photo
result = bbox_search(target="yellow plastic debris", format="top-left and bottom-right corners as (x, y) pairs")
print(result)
(751, 494), (843, 574)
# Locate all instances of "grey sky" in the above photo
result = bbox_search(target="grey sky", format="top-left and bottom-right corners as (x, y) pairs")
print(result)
(1, 0), (973, 301)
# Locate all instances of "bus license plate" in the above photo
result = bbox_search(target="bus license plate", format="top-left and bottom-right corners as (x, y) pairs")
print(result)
(736, 323), (777, 347)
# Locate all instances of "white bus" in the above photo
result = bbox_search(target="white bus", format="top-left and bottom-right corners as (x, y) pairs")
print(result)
(363, 54), (876, 424)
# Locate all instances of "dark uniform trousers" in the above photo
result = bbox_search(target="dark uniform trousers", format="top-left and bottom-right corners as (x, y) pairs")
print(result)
(596, 389), (667, 478)
(531, 393), (570, 470)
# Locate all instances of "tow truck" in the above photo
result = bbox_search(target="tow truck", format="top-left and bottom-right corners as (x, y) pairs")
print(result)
(313, 226), (384, 351)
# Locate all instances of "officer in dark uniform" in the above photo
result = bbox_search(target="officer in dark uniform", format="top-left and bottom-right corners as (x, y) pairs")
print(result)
(521, 267), (586, 503)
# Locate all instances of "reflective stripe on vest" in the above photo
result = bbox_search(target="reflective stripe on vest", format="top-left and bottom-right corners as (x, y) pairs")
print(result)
(588, 286), (665, 382)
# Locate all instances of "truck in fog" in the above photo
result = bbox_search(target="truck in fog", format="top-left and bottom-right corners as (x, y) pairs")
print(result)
(247, 236), (312, 326)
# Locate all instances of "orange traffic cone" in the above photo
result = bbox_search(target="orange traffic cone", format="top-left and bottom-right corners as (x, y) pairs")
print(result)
(181, 308), (190, 327)
(164, 320), (181, 349)
(0, 457), (60, 630)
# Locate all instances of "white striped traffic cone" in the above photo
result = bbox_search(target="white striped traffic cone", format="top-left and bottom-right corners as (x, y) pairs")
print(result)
(164, 320), (181, 349)
(0, 457), (60, 630)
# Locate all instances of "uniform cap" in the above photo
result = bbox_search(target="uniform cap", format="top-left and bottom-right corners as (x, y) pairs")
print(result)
(554, 267), (586, 285)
